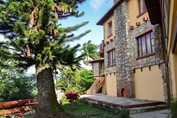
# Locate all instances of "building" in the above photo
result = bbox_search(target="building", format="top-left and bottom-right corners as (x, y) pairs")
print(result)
(87, 0), (169, 102)
(145, 0), (177, 99)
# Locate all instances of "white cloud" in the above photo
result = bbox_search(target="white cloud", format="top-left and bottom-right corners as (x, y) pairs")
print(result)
(90, 0), (106, 9)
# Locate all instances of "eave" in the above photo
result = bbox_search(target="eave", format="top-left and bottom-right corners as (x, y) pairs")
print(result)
(97, 0), (123, 25)
(172, 16), (177, 53)
(89, 58), (104, 63)
(145, 0), (161, 25)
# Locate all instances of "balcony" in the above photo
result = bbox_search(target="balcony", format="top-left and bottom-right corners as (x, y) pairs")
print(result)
(99, 67), (105, 76)
(99, 40), (105, 58)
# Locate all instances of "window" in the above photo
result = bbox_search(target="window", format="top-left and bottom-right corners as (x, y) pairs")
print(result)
(139, 0), (147, 14)
(100, 61), (104, 69)
(137, 31), (155, 58)
(107, 21), (112, 37)
(108, 49), (115, 66)
(99, 62), (105, 74)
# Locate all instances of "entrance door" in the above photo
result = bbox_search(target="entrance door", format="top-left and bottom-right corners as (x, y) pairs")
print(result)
(121, 88), (126, 97)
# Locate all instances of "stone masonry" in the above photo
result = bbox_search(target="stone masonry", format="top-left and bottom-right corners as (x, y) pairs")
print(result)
(113, 1), (168, 101)
(104, 39), (116, 74)
(129, 21), (168, 101)
(114, 1), (135, 98)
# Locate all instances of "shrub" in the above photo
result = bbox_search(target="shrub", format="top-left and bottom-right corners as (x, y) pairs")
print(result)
(65, 90), (79, 103)
(171, 98), (177, 118)
(0, 74), (37, 102)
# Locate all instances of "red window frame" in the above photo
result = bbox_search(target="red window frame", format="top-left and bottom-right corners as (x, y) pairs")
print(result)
(107, 49), (115, 66)
(136, 30), (155, 59)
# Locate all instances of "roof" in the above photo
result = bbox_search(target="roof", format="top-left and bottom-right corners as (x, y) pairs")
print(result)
(172, 16), (177, 53)
(145, 0), (161, 25)
(97, 0), (123, 25)
(89, 58), (104, 63)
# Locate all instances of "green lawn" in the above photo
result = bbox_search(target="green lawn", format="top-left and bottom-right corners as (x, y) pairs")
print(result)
(62, 99), (129, 118)
(0, 99), (129, 118)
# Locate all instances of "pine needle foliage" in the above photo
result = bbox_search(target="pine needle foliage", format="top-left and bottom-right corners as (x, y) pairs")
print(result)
(0, 1), (90, 116)
(0, 0), (90, 71)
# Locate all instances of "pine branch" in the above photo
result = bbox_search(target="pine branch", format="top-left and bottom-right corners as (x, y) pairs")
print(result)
(0, 0), (90, 70)
(65, 30), (91, 42)
(64, 21), (89, 33)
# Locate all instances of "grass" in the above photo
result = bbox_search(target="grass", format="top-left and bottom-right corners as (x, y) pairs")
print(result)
(62, 99), (129, 118)
(170, 98), (177, 118)
(0, 102), (120, 118)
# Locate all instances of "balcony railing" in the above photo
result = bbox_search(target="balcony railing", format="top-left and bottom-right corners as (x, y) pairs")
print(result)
(99, 40), (105, 57)
(99, 68), (104, 75)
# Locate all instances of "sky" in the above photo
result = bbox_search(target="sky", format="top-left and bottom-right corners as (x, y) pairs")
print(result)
(0, 0), (114, 74)
(59, 0), (113, 45)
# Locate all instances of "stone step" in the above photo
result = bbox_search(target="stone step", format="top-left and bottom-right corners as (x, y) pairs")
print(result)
(129, 104), (167, 114)
(82, 94), (167, 114)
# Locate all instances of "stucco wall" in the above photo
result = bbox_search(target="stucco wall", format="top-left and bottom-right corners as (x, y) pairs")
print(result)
(112, 0), (168, 100)
(104, 18), (116, 74)
(102, 83), (107, 94)
(103, 15), (115, 43)
(169, 53), (177, 98)
(106, 74), (117, 96)
(128, 19), (168, 101)
(92, 0), (168, 101)
(134, 65), (164, 101)
(168, 0), (177, 54)
(128, 0), (149, 27)
(167, 0), (177, 98)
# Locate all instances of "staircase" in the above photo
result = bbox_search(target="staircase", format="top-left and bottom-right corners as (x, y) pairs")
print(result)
(129, 104), (167, 114)
(87, 77), (105, 94)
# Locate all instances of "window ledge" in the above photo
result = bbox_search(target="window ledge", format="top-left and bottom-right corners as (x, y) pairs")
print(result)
(137, 11), (147, 18)
(99, 73), (105, 76)
(107, 34), (113, 38)
(136, 53), (155, 60)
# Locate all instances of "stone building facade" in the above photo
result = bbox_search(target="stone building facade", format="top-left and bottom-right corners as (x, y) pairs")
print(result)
(114, 0), (168, 101)
(145, 0), (177, 99)
(88, 0), (169, 102)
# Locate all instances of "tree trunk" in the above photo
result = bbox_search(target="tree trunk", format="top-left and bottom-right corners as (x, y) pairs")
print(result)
(33, 66), (66, 118)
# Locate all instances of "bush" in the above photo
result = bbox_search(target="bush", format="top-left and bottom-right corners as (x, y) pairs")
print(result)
(171, 98), (177, 118)
(65, 90), (79, 103)
(0, 74), (37, 102)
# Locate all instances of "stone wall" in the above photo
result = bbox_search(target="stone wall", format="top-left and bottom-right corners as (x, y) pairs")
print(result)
(114, 1), (134, 98)
(92, 0), (169, 101)
(104, 39), (116, 74)
(129, 22), (164, 68)
(92, 62), (100, 77)
(114, 1), (168, 100)
(129, 21), (168, 101)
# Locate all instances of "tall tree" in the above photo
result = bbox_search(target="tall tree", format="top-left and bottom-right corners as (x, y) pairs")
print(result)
(0, 0), (90, 117)
(56, 68), (94, 92)
(0, 73), (36, 102)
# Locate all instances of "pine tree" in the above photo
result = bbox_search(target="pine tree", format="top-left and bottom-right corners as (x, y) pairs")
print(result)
(0, 0), (90, 117)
